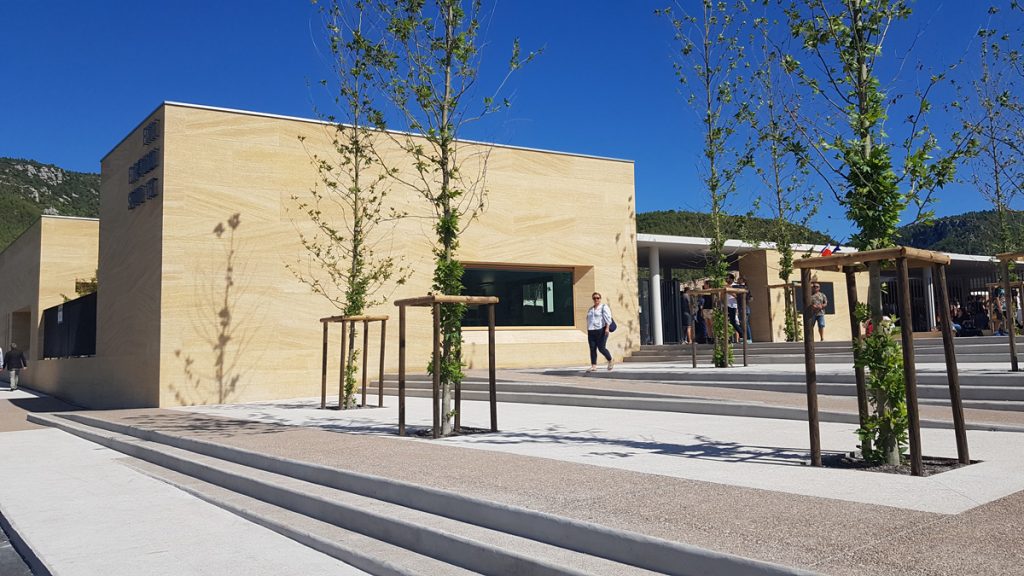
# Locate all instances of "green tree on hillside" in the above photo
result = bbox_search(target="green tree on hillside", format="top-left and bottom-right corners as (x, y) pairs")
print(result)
(955, 8), (1024, 254)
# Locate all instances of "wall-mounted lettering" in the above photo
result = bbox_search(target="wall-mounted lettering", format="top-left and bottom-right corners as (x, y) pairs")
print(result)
(128, 178), (160, 210)
(128, 119), (163, 210)
(128, 148), (160, 185)
(143, 120), (161, 146)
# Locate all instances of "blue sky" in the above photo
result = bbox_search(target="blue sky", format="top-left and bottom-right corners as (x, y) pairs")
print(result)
(0, 1), (1011, 241)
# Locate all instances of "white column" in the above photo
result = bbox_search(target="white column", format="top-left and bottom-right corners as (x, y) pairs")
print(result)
(650, 246), (664, 345)
(924, 266), (936, 331)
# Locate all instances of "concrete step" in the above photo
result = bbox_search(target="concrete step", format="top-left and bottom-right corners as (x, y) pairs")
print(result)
(28, 412), (809, 576)
(919, 398), (1024, 412)
(637, 335), (1024, 353)
(378, 387), (1024, 432)
(598, 380), (1024, 404)
(626, 353), (1015, 365)
(120, 458), (477, 576)
(543, 368), (1024, 388)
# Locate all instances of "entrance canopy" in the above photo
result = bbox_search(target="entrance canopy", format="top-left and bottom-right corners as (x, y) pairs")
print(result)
(637, 234), (834, 345)
(637, 233), (1013, 345)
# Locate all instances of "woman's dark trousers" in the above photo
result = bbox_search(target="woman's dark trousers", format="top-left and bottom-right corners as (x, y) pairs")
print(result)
(588, 329), (612, 364)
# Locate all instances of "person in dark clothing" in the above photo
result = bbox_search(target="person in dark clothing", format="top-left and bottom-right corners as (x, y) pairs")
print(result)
(700, 281), (715, 343)
(681, 287), (694, 344)
(4, 343), (28, 391)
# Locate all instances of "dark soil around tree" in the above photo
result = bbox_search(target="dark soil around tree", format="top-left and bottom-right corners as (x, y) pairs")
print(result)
(413, 425), (493, 438)
(821, 452), (978, 476)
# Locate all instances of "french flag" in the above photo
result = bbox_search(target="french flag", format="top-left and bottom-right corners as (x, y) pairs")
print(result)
(820, 243), (833, 257)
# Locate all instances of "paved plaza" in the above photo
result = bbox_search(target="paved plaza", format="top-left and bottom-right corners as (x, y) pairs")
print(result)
(0, 365), (1022, 575)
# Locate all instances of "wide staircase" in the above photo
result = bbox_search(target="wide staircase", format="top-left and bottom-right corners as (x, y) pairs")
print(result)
(28, 411), (804, 576)
(627, 335), (1022, 365)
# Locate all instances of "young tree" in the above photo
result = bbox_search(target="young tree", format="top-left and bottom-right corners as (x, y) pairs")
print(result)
(747, 10), (819, 342)
(660, 0), (753, 367)
(290, 0), (406, 408)
(382, 0), (534, 435)
(957, 10), (1024, 254)
(785, 0), (964, 464)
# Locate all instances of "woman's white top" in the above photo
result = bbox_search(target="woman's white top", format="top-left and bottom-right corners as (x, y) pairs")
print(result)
(587, 304), (613, 330)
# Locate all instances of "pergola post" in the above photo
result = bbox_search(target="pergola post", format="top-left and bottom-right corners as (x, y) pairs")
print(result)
(431, 302), (441, 439)
(489, 303), (498, 432)
(739, 295), (748, 367)
(1001, 260), (1019, 372)
(378, 321), (387, 407)
(801, 267), (821, 467)
(844, 268), (871, 454)
(935, 264), (970, 464)
(398, 305), (407, 436)
(361, 320), (369, 407)
(320, 322), (329, 410)
(896, 257), (923, 476)
(339, 320), (348, 410)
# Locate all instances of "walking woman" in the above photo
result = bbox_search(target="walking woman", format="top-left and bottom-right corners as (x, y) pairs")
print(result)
(587, 292), (614, 372)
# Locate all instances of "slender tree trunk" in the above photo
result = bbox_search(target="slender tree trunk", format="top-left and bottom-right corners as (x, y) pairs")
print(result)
(439, 3), (456, 435)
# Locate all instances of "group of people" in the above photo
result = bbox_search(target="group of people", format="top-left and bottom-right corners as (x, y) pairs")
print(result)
(679, 274), (756, 345)
(1, 343), (28, 391)
(946, 289), (1023, 337)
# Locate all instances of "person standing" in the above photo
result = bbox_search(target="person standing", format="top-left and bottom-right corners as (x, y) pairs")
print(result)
(4, 343), (27, 391)
(810, 283), (828, 341)
(681, 286), (694, 344)
(700, 281), (715, 343)
(586, 292), (614, 372)
(725, 274), (742, 343)
(736, 275), (753, 343)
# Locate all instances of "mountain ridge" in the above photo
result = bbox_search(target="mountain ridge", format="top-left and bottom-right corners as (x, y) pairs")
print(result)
(0, 157), (100, 250)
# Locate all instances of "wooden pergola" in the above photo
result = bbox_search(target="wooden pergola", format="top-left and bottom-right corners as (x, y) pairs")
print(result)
(793, 246), (969, 476)
(687, 286), (750, 367)
(394, 295), (499, 438)
(319, 314), (388, 410)
(994, 251), (1024, 371)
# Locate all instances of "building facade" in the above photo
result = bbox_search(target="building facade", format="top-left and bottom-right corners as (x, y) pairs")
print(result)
(1, 102), (639, 408)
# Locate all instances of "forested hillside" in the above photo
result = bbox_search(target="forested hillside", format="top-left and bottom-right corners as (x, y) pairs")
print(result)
(896, 210), (1024, 255)
(636, 209), (831, 245)
(0, 158), (100, 249)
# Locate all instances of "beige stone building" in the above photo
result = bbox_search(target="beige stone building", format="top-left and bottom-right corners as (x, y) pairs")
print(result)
(0, 102), (639, 408)
(0, 216), (99, 373)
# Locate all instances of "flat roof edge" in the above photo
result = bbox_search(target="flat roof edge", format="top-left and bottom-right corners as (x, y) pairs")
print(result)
(147, 101), (632, 164)
(101, 102), (166, 163)
(40, 215), (99, 223)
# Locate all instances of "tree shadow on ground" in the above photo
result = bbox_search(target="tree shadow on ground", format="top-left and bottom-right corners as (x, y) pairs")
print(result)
(124, 403), (828, 467)
(453, 428), (824, 465)
(116, 408), (402, 439)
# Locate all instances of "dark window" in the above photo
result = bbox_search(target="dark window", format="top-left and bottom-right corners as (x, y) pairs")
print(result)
(462, 267), (574, 327)
(794, 281), (837, 315)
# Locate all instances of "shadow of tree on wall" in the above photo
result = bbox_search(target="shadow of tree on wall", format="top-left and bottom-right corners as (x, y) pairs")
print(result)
(171, 213), (265, 405)
(615, 194), (639, 352)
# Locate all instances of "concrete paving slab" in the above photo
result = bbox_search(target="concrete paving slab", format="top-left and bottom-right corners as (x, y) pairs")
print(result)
(177, 393), (1024, 515)
(0, 428), (368, 576)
